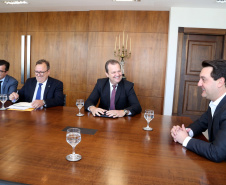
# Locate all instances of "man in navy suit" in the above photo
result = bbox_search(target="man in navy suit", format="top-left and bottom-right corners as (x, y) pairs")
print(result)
(85, 59), (142, 118)
(9, 59), (64, 109)
(171, 59), (226, 162)
(0, 60), (18, 98)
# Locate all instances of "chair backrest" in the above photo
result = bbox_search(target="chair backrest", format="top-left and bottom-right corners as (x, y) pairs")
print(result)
(63, 94), (66, 106)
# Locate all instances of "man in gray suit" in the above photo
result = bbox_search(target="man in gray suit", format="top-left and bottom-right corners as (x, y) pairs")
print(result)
(0, 60), (18, 98)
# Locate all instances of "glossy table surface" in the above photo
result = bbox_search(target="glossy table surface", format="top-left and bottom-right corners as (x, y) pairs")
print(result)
(0, 106), (226, 185)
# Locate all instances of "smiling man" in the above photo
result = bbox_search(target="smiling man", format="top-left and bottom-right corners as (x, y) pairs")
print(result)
(85, 59), (142, 118)
(171, 59), (226, 162)
(9, 59), (64, 109)
(0, 60), (18, 98)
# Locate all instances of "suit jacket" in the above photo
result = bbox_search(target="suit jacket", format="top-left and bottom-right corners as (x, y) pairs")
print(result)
(85, 78), (142, 116)
(187, 95), (226, 162)
(2, 75), (18, 98)
(18, 77), (64, 108)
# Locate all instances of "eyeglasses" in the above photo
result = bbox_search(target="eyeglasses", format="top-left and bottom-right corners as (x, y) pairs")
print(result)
(34, 70), (48, 75)
(0, 70), (6, 73)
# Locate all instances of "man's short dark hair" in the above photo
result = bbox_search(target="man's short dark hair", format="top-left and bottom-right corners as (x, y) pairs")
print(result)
(105, 59), (121, 73)
(202, 59), (226, 84)
(36, 59), (50, 70)
(0, 60), (10, 71)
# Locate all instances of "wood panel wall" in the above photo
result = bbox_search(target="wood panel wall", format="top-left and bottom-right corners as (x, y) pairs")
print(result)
(0, 11), (169, 114)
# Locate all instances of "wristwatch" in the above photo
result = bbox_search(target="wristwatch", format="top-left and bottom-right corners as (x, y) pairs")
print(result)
(43, 100), (46, 107)
(124, 109), (129, 116)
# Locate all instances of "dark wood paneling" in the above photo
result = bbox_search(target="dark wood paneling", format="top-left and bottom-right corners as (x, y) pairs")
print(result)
(89, 11), (169, 33)
(27, 12), (89, 32)
(135, 11), (169, 33)
(89, 11), (105, 32)
(0, 11), (169, 113)
(0, 32), (25, 88)
(89, 11), (136, 32)
(0, 13), (27, 32)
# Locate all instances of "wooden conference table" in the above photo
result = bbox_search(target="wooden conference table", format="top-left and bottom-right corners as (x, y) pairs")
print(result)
(0, 106), (226, 185)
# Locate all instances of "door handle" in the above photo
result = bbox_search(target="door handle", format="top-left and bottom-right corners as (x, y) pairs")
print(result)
(21, 35), (25, 84)
(27, 35), (31, 80)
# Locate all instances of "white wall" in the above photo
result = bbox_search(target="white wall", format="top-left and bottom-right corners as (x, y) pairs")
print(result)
(163, 7), (226, 115)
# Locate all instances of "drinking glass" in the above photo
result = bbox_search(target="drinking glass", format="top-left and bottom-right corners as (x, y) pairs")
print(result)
(0, 94), (7, 110)
(76, 99), (84, 116)
(143, 109), (154, 131)
(66, 128), (82, 161)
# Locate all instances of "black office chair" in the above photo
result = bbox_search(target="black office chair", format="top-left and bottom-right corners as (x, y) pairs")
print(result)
(63, 94), (66, 106)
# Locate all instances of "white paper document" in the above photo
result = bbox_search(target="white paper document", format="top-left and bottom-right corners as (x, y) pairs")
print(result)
(8, 102), (33, 110)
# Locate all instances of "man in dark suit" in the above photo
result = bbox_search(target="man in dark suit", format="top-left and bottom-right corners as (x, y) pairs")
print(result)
(85, 59), (142, 118)
(9, 59), (64, 109)
(0, 60), (18, 98)
(171, 59), (226, 162)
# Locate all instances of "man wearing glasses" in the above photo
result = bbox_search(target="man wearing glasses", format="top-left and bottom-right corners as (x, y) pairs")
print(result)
(0, 60), (18, 97)
(9, 59), (64, 109)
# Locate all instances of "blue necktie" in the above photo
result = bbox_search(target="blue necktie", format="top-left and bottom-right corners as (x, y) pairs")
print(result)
(36, 83), (43, 100)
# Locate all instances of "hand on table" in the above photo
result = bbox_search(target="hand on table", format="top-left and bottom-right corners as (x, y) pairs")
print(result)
(106, 110), (125, 118)
(171, 124), (189, 144)
(89, 106), (107, 116)
(32, 100), (45, 109)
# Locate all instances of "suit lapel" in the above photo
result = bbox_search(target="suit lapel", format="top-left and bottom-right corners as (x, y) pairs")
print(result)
(115, 80), (123, 105)
(31, 78), (37, 96)
(213, 95), (226, 117)
(2, 75), (9, 92)
(44, 77), (51, 99)
(210, 95), (226, 142)
(104, 80), (110, 109)
(207, 107), (213, 142)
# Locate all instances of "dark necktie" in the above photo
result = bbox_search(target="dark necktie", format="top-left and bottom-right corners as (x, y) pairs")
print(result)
(110, 85), (116, 110)
(36, 83), (43, 100)
(0, 81), (2, 94)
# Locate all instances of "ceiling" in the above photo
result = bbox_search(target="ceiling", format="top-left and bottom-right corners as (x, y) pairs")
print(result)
(0, 0), (226, 13)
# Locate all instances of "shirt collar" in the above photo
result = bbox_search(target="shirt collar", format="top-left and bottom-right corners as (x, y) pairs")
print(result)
(209, 92), (226, 108)
(0, 76), (6, 83)
(37, 78), (48, 86)
(109, 80), (118, 88)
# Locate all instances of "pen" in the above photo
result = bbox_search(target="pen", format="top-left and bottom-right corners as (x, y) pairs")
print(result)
(12, 90), (18, 103)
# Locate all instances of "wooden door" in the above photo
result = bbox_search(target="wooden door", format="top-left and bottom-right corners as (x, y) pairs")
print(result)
(177, 34), (224, 116)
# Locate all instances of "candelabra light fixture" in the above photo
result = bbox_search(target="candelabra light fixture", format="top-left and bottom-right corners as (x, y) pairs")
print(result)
(114, 31), (131, 78)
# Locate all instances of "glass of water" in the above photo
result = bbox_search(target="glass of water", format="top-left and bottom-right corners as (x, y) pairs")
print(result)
(143, 109), (154, 131)
(66, 128), (82, 161)
(0, 94), (7, 110)
(76, 99), (84, 116)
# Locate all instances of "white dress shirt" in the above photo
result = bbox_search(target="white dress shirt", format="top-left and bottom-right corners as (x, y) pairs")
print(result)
(0, 76), (6, 93)
(32, 79), (48, 102)
(183, 92), (226, 147)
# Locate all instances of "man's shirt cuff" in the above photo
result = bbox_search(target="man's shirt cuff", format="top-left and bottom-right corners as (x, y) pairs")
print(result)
(182, 136), (192, 147)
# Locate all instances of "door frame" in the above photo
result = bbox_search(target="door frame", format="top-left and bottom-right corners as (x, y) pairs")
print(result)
(173, 27), (226, 115)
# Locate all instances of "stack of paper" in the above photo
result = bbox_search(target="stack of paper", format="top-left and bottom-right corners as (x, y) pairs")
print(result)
(8, 102), (34, 110)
